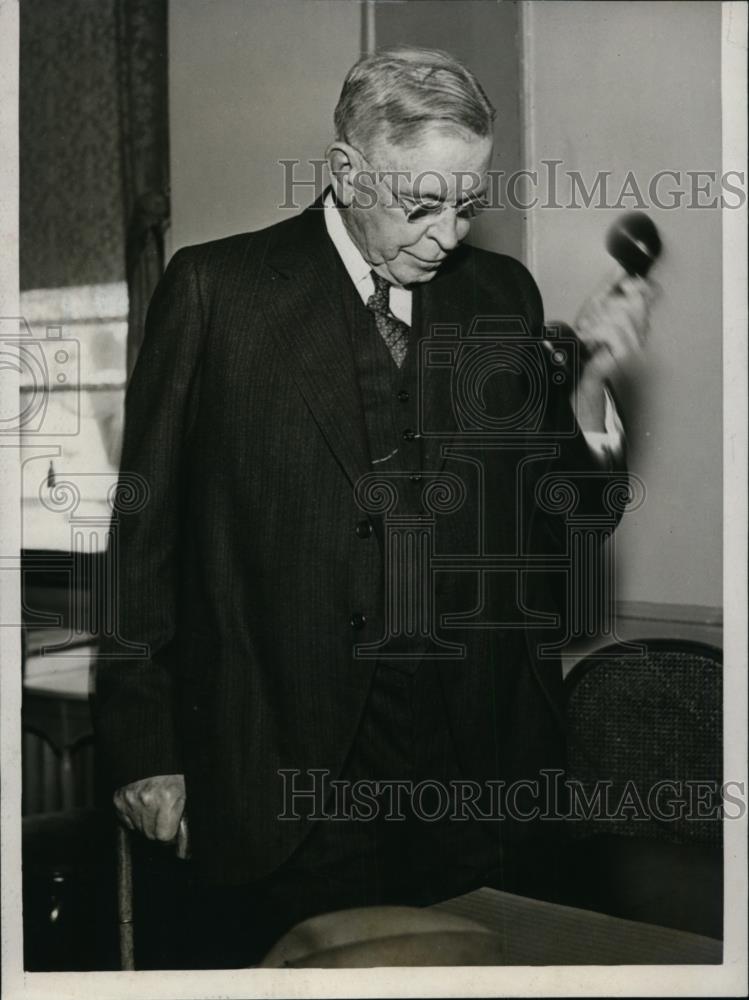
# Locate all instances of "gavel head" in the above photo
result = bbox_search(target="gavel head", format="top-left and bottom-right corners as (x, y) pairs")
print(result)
(606, 211), (663, 278)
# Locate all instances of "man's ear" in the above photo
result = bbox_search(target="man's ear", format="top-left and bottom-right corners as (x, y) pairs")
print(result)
(326, 141), (360, 207)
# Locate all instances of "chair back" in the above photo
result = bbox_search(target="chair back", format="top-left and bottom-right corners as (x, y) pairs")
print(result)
(565, 639), (722, 845)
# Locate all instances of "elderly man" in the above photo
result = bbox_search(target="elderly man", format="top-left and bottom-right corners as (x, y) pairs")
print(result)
(94, 46), (651, 966)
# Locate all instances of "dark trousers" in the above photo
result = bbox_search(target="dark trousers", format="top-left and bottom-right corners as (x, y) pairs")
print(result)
(165, 664), (561, 968)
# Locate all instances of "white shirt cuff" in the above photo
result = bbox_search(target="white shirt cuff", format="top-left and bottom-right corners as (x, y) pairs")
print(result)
(582, 387), (624, 464)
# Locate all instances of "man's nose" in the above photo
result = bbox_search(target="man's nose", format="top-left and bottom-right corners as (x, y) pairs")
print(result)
(428, 208), (464, 253)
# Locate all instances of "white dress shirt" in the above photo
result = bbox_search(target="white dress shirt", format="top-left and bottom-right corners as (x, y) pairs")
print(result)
(322, 192), (623, 463)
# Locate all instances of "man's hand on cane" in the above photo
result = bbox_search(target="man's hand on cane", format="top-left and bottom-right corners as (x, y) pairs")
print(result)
(114, 773), (191, 859)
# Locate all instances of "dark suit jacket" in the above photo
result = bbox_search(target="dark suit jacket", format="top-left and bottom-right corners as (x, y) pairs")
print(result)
(94, 197), (622, 885)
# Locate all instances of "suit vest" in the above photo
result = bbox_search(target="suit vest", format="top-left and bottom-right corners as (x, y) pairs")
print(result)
(336, 255), (430, 673)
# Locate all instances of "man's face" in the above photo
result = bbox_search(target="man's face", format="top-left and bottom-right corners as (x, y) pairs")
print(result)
(339, 127), (494, 287)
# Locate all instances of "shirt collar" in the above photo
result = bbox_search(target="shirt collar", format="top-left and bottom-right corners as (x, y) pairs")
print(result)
(323, 190), (373, 290)
(323, 189), (412, 325)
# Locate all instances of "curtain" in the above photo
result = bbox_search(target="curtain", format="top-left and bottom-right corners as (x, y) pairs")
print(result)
(115, 0), (170, 379)
(20, 0), (125, 290)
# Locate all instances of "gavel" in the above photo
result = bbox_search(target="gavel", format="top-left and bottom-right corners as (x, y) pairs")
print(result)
(572, 211), (663, 365)
(606, 210), (663, 289)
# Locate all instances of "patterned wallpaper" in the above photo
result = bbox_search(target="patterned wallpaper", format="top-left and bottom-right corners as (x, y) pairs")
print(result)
(20, 0), (126, 290)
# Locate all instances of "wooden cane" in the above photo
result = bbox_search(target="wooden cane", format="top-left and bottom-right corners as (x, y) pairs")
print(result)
(116, 823), (135, 970)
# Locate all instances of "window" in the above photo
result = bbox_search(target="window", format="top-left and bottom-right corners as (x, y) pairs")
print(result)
(19, 282), (128, 552)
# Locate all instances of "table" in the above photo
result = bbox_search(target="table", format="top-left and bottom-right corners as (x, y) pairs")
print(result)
(433, 886), (723, 964)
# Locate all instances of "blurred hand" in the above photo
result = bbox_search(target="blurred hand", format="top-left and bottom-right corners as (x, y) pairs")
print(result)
(574, 273), (658, 384)
(573, 273), (658, 429)
(114, 773), (186, 847)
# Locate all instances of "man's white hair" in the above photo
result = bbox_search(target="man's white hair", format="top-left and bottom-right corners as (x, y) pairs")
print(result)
(334, 46), (496, 152)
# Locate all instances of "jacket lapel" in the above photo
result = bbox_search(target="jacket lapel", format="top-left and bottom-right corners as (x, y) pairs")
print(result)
(261, 202), (371, 489)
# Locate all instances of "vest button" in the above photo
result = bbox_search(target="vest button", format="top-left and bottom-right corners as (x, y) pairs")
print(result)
(356, 519), (373, 539)
(350, 612), (367, 630)
(397, 390), (410, 402)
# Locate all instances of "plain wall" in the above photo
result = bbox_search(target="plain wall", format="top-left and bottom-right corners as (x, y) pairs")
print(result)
(169, 0), (523, 258)
(374, 0), (524, 259)
(523, 0), (723, 609)
(168, 0), (361, 251)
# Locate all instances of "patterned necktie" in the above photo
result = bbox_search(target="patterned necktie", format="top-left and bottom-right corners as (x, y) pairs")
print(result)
(366, 271), (410, 368)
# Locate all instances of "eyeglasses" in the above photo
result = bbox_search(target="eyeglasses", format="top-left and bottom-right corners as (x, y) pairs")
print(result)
(348, 147), (489, 225)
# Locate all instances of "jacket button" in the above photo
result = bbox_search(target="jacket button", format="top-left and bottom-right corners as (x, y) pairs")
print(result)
(356, 519), (373, 539)
(402, 428), (415, 441)
(350, 612), (366, 630)
(397, 390), (410, 402)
